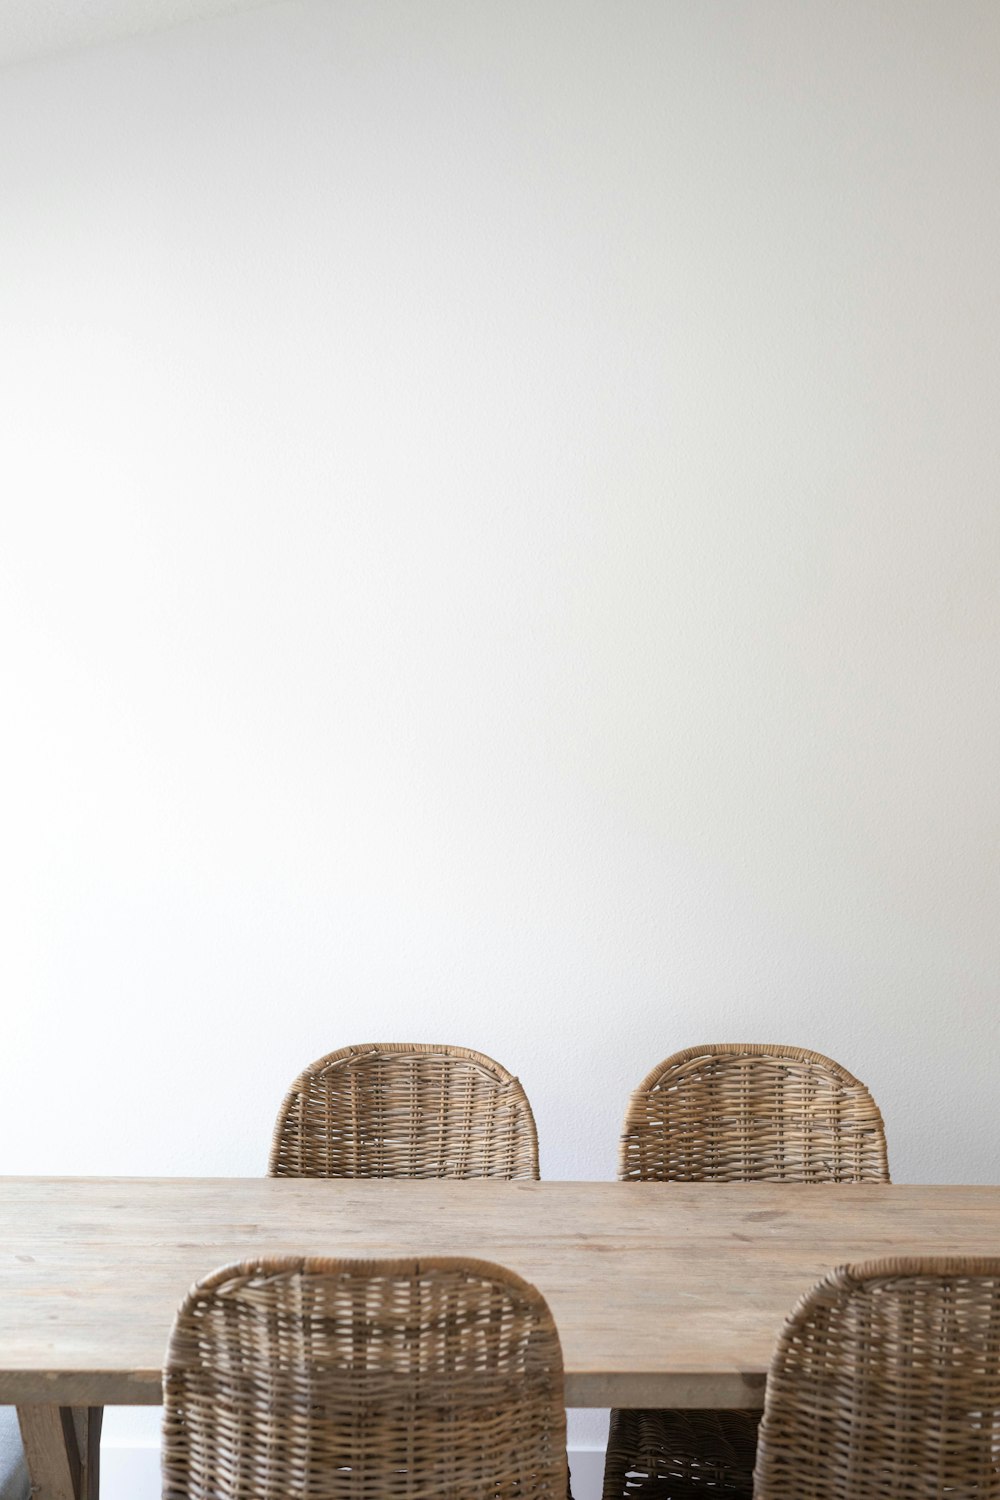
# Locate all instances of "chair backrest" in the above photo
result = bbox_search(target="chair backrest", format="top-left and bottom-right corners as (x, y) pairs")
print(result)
(162, 1255), (568, 1500)
(753, 1258), (1000, 1500)
(269, 1042), (540, 1179)
(619, 1043), (889, 1183)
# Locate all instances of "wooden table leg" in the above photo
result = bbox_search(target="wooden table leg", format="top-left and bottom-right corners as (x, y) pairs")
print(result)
(17, 1406), (103, 1500)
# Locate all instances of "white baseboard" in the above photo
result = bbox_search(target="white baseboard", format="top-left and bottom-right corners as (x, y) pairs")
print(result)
(101, 1442), (605, 1500)
(99, 1443), (160, 1500)
(568, 1445), (605, 1499)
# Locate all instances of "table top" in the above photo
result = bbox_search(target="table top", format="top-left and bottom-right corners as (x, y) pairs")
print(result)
(2, 1176), (999, 1409)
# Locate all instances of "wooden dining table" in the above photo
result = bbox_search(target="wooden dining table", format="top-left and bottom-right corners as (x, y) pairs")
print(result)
(3, 1175), (999, 1500)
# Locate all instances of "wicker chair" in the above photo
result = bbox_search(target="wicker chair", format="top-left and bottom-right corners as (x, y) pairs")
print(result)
(269, 1042), (539, 1180)
(603, 1043), (889, 1500)
(162, 1255), (569, 1500)
(753, 1258), (1000, 1499)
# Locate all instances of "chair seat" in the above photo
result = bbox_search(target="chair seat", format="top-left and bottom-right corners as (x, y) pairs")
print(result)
(0, 1410), (28, 1500)
(603, 1407), (760, 1500)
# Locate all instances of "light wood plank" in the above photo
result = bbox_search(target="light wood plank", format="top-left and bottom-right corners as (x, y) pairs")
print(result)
(16, 1405), (101, 1500)
(16, 1406), (76, 1500)
(17, 1407), (73, 1500)
(3, 1177), (1000, 1409)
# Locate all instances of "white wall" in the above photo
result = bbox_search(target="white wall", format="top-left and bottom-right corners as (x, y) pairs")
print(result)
(2, 1), (999, 1492)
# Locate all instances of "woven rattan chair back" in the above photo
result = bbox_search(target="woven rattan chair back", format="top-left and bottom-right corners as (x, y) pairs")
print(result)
(163, 1255), (568, 1500)
(754, 1257), (1000, 1500)
(269, 1042), (540, 1179)
(619, 1043), (889, 1183)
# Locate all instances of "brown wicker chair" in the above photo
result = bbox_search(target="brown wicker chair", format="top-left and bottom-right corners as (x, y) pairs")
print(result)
(162, 1255), (569, 1500)
(753, 1258), (1000, 1499)
(268, 1042), (540, 1179)
(603, 1043), (890, 1500)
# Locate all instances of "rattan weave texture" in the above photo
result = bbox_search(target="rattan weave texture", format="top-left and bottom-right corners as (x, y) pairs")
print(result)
(162, 1255), (569, 1500)
(619, 1043), (889, 1184)
(603, 1407), (759, 1500)
(754, 1258), (1000, 1499)
(269, 1042), (539, 1179)
(603, 1043), (890, 1500)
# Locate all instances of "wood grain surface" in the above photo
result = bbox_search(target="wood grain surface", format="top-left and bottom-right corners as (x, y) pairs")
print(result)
(2, 1177), (998, 1408)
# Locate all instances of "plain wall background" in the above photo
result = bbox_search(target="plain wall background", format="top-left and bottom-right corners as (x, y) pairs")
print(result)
(2, 0), (999, 1490)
